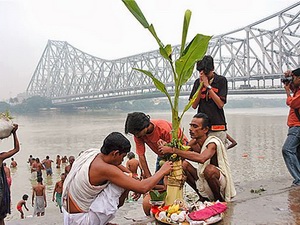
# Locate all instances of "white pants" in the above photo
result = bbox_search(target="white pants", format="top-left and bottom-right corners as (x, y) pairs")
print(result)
(63, 183), (124, 225)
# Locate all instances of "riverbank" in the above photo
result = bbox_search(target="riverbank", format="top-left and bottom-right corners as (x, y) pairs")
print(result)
(6, 176), (300, 225)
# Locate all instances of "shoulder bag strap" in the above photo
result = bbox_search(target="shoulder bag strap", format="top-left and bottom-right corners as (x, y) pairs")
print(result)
(294, 108), (300, 121)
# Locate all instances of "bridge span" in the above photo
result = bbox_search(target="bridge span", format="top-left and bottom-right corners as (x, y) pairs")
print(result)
(26, 2), (300, 106)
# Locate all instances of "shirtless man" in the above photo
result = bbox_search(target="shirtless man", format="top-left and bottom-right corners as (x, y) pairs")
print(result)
(3, 163), (11, 188)
(126, 152), (141, 178)
(32, 177), (46, 216)
(56, 155), (62, 169)
(35, 158), (44, 178)
(42, 156), (53, 176)
(159, 113), (236, 202)
(64, 156), (75, 175)
(52, 173), (65, 213)
(30, 158), (37, 173)
(61, 156), (68, 164)
(62, 132), (172, 225)
(10, 158), (17, 168)
(27, 155), (34, 166)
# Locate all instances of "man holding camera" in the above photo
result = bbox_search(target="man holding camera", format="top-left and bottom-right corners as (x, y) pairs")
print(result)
(189, 55), (228, 145)
(282, 68), (300, 187)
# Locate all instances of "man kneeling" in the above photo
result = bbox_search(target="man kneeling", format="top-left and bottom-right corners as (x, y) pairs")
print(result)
(159, 113), (236, 202)
(62, 132), (172, 225)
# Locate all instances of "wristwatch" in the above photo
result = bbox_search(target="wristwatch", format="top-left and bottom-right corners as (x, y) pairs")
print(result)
(206, 85), (212, 90)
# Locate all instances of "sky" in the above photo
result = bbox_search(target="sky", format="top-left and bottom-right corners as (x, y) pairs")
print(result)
(0, 0), (298, 100)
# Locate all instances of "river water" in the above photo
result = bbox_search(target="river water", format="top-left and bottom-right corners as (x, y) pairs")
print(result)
(0, 107), (291, 221)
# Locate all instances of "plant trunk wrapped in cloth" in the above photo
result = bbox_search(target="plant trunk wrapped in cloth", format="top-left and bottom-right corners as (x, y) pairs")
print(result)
(122, 0), (211, 205)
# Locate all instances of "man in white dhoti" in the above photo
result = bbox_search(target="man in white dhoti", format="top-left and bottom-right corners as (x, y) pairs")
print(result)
(62, 132), (172, 225)
(159, 113), (236, 202)
(32, 176), (46, 216)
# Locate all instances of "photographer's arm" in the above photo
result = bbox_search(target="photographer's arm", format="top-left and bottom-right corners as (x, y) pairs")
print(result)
(284, 83), (291, 98)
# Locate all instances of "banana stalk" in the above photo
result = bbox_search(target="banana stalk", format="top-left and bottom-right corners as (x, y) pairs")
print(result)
(165, 160), (186, 205)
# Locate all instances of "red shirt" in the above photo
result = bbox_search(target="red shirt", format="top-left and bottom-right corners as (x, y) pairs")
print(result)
(134, 120), (188, 156)
(287, 89), (300, 127)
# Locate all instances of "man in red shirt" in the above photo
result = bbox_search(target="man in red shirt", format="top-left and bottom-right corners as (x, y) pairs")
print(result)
(282, 68), (300, 186)
(125, 112), (188, 181)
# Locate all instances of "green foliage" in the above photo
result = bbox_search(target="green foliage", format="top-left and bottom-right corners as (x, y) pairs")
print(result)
(0, 102), (11, 113)
(8, 96), (54, 114)
(149, 190), (167, 201)
(122, 0), (211, 148)
(0, 110), (14, 120)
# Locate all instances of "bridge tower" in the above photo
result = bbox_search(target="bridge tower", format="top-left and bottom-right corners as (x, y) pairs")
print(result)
(26, 2), (300, 106)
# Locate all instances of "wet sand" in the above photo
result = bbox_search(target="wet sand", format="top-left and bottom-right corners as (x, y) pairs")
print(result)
(6, 176), (300, 225)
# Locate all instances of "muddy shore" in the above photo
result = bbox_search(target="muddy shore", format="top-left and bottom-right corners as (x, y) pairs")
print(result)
(6, 176), (300, 225)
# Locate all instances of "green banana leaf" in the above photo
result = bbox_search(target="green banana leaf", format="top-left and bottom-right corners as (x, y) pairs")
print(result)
(133, 68), (173, 107)
(148, 24), (165, 49)
(179, 82), (203, 120)
(122, 0), (149, 28)
(180, 10), (191, 57)
(175, 34), (211, 86)
(124, 0), (210, 152)
(178, 65), (194, 88)
(159, 44), (172, 61)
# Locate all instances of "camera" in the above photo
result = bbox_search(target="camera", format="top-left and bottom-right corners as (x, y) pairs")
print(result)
(281, 76), (293, 84)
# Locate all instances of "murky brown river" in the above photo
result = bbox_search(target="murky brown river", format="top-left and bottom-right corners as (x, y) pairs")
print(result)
(1, 107), (297, 223)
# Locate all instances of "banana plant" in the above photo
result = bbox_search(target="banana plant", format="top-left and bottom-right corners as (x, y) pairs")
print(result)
(122, 0), (211, 204)
(123, 0), (210, 148)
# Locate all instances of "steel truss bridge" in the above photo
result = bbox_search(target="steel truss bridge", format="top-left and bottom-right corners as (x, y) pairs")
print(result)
(26, 2), (300, 106)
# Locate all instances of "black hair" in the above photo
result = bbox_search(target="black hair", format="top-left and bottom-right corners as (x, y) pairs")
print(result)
(196, 55), (214, 75)
(127, 152), (135, 159)
(125, 112), (150, 134)
(22, 194), (29, 200)
(100, 132), (131, 155)
(37, 176), (43, 183)
(193, 113), (211, 129)
(292, 68), (300, 76)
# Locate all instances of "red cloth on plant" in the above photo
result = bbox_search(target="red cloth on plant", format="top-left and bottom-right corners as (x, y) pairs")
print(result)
(188, 202), (227, 221)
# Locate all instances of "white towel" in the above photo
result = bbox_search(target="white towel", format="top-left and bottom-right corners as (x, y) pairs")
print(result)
(197, 136), (236, 201)
(62, 148), (109, 212)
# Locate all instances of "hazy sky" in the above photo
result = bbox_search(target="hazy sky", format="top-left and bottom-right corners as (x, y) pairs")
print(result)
(0, 0), (298, 100)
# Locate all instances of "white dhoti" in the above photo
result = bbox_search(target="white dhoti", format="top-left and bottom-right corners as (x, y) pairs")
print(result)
(33, 196), (45, 216)
(63, 183), (124, 225)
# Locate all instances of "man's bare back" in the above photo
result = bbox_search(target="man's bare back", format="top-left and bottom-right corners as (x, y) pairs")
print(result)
(33, 183), (45, 196)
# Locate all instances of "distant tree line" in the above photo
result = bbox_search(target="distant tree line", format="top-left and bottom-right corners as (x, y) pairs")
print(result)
(0, 96), (286, 114)
(0, 96), (53, 114)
